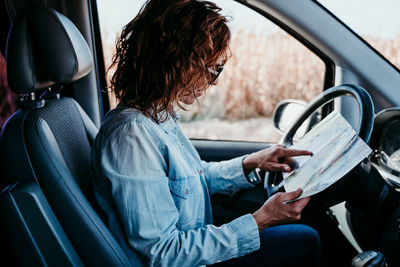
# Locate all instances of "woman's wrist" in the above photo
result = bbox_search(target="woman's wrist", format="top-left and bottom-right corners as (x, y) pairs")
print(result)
(252, 212), (263, 231)
(242, 153), (258, 176)
(252, 210), (271, 232)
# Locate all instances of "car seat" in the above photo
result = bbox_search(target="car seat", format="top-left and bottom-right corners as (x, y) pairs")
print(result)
(0, 5), (140, 266)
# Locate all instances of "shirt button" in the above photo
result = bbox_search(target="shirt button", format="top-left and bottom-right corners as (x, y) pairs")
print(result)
(186, 189), (189, 195)
(200, 170), (203, 174)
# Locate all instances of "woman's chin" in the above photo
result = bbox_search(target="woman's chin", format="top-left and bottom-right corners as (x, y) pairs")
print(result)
(181, 91), (202, 105)
(181, 97), (196, 105)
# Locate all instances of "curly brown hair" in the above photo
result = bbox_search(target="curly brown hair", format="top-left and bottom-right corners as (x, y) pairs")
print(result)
(108, 0), (231, 122)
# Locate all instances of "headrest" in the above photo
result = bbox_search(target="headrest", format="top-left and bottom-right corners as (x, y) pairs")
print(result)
(6, 5), (93, 94)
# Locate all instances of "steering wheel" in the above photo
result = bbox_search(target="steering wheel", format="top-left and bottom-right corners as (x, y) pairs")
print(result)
(264, 84), (375, 198)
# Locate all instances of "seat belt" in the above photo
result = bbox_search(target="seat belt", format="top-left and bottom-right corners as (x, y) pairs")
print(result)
(4, 0), (17, 23)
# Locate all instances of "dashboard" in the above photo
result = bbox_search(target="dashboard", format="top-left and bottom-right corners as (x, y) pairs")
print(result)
(369, 108), (400, 188)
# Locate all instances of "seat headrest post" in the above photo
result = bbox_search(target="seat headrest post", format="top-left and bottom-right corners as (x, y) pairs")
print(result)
(17, 92), (45, 109)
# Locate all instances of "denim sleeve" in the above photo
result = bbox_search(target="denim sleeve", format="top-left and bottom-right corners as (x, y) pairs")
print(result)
(98, 121), (259, 266)
(201, 156), (254, 195)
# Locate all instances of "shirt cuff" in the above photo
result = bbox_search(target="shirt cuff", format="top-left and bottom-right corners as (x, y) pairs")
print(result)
(230, 155), (255, 188)
(227, 213), (260, 257)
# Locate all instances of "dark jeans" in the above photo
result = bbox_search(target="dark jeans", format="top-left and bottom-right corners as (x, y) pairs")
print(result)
(215, 163), (399, 266)
(214, 224), (320, 267)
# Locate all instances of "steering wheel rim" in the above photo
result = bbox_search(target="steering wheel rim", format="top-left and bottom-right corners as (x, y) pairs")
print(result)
(264, 84), (374, 198)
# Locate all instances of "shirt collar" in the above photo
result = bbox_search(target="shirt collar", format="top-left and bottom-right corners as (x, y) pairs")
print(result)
(171, 110), (180, 121)
(159, 110), (179, 134)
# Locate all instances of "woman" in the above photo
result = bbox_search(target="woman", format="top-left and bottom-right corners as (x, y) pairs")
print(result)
(91, 0), (321, 266)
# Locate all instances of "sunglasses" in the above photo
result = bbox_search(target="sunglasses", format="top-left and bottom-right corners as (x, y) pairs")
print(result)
(208, 65), (224, 84)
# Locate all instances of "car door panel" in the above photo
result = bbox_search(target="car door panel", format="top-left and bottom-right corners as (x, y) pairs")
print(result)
(192, 139), (271, 162)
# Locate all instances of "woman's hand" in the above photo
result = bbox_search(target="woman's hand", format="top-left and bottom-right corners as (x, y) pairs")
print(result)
(244, 145), (312, 230)
(253, 188), (310, 231)
(242, 145), (312, 175)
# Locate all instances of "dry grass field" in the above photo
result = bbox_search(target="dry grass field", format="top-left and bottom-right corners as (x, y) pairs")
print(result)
(179, 31), (325, 122)
(367, 36), (400, 70)
(102, 31), (400, 142)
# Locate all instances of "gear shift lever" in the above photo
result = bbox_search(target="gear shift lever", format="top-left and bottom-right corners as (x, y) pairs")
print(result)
(351, 251), (386, 267)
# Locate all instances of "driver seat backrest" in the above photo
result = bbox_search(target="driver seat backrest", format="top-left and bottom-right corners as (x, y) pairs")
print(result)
(0, 5), (134, 266)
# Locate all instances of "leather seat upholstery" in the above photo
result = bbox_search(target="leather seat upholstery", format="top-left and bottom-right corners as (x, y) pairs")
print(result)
(6, 5), (92, 93)
(0, 5), (134, 266)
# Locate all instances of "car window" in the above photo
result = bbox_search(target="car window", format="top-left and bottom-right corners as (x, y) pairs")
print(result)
(318, 0), (400, 70)
(97, 0), (326, 143)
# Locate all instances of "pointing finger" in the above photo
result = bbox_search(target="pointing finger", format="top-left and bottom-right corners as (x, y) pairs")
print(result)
(278, 148), (313, 157)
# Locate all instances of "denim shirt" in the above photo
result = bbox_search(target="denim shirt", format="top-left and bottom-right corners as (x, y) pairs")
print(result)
(91, 106), (260, 266)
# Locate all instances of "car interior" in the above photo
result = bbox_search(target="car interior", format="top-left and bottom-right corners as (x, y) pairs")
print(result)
(0, 4), (132, 266)
(1, 0), (400, 266)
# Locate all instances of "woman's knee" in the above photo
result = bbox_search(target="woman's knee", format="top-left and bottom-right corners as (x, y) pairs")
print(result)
(286, 225), (319, 254)
(260, 224), (320, 265)
(283, 225), (321, 266)
(293, 224), (320, 247)
(261, 224), (320, 245)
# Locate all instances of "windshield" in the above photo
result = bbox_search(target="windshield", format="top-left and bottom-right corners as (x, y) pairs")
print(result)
(318, 0), (400, 70)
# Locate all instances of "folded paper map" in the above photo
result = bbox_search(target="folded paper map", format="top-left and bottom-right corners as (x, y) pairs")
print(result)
(283, 110), (372, 200)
